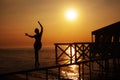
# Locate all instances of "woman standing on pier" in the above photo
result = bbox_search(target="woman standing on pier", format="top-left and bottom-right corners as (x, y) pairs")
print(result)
(25, 21), (43, 67)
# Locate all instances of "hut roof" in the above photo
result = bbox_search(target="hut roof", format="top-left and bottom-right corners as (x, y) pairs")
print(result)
(92, 21), (120, 35)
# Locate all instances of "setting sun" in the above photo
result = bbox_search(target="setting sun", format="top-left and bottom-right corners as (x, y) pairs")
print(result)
(65, 9), (77, 21)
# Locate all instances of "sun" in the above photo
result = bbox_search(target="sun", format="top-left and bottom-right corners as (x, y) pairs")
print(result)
(65, 9), (77, 21)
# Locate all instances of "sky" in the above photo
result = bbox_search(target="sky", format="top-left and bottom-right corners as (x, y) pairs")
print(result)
(0, 0), (120, 48)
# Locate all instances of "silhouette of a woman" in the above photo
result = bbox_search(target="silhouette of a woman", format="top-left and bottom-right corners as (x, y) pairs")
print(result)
(25, 21), (43, 67)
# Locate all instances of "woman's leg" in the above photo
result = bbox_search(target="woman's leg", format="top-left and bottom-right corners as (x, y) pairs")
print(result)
(35, 50), (39, 66)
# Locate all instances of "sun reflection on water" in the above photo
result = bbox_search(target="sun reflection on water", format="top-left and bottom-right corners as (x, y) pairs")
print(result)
(61, 65), (79, 80)
(66, 46), (75, 63)
(61, 46), (82, 80)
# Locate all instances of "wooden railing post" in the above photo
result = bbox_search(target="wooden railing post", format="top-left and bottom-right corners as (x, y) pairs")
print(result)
(70, 44), (72, 64)
(74, 43), (77, 63)
(55, 44), (58, 64)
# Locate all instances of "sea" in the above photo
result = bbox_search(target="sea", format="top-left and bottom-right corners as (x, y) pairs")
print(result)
(0, 46), (80, 80)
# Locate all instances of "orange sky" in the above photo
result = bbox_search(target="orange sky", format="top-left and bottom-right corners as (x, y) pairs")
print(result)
(0, 0), (120, 48)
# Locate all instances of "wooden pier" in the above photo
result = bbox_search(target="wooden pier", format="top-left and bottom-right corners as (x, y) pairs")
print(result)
(55, 42), (120, 80)
(0, 21), (120, 80)
(1, 42), (120, 80)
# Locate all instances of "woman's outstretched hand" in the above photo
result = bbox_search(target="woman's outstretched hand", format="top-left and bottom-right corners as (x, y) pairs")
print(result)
(25, 33), (28, 36)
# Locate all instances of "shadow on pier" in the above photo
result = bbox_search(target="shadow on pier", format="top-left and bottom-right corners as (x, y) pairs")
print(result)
(0, 21), (120, 80)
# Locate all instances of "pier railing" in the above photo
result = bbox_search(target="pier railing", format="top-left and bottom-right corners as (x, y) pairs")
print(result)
(55, 42), (120, 64)
(54, 42), (120, 80)
(54, 42), (92, 64)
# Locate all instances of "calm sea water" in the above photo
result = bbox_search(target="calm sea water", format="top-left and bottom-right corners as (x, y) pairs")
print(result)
(0, 47), (79, 80)
(0, 47), (55, 72)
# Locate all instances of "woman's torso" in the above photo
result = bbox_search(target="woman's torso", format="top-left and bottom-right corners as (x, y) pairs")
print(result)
(34, 33), (42, 49)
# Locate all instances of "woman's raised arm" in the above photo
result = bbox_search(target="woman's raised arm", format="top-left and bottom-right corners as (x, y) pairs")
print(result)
(38, 21), (43, 34)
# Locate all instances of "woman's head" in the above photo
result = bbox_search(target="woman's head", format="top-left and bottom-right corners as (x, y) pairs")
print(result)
(34, 28), (39, 34)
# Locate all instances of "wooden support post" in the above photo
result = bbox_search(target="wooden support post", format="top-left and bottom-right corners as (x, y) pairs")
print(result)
(78, 64), (81, 80)
(82, 63), (84, 80)
(58, 67), (61, 80)
(46, 69), (48, 80)
(105, 59), (109, 79)
(26, 72), (28, 80)
(89, 49), (92, 80)
(89, 62), (91, 80)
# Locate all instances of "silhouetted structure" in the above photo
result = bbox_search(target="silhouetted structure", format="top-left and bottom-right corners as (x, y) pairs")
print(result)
(92, 21), (120, 57)
(92, 21), (120, 43)
(90, 21), (120, 80)
(55, 21), (120, 80)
